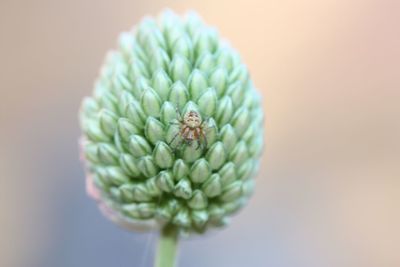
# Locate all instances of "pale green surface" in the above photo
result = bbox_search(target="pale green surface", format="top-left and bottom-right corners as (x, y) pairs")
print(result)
(80, 10), (264, 233)
(155, 225), (179, 267)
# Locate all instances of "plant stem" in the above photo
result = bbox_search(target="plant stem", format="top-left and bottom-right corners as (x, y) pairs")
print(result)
(155, 224), (179, 267)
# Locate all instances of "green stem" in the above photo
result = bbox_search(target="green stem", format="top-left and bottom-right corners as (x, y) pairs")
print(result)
(155, 224), (179, 267)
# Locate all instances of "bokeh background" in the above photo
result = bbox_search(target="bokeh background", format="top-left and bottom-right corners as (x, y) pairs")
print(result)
(1, 0), (399, 266)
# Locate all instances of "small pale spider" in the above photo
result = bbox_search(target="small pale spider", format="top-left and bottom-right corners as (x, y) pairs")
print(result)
(169, 109), (210, 150)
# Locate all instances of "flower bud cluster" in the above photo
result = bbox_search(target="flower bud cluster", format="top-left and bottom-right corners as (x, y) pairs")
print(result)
(80, 10), (263, 233)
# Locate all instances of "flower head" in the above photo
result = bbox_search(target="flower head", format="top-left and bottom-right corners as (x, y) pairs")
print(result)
(80, 10), (264, 233)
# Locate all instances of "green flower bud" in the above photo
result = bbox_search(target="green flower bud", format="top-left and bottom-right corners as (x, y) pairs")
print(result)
(153, 142), (174, 169)
(99, 109), (118, 137)
(129, 135), (152, 157)
(170, 55), (191, 84)
(206, 142), (226, 170)
(202, 173), (222, 197)
(189, 158), (211, 183)
(97, 143), (119, 165)
(138, 156), (159, 178)
(156, 171), (175, 192)
(173, 208), (190, 228)
(174, 178), (193, 199)
(145, 176), (162, 197)
(152, 69), (172, 101)
(220, 181), (243, 203)
(172, 159), (189, 181)
(169, 81), (189, 110)
(209, 68), (228, 96)
(117, 118), (140, 143)
(80, 10), (264, 233)
(126, 100), (146, 128)
(215, 96), (234, 125)
(132, 184), (152, 202)
(191, 210), (209, 229)
(119, 154), (141, 178)
(141, 88), (162, 117)
(188, 190), (208, 209)
(188, 69), (208, 101)
(145, 117), (165, 145)
(197, 88), (217, 117)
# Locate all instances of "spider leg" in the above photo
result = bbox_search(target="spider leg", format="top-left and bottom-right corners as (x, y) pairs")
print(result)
(175, 126), (190, 151)
(200, 118), (216, 133)
(200, 117), (210, 128)
(194, 128), (202, 150)
(204, 125), (216, 132)
(175, 106), (183, 121)
(201, 130), (208, 149)
(168, 131), (180, 147)
(178, 138), (187, 151)
(204, 138), (208, 149)
(196, 139), (202, 150)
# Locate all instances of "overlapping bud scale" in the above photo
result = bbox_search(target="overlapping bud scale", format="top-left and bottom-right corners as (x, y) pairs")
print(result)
(80, 11), (263, 233)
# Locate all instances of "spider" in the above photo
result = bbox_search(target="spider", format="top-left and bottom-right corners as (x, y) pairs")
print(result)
(168, 109), (210, 150)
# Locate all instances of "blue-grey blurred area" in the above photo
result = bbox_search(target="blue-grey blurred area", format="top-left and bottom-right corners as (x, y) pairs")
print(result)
(1, 0), (399, 267)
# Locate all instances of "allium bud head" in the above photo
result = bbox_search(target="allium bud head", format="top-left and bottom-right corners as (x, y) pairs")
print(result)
(80, 10), (264, 234)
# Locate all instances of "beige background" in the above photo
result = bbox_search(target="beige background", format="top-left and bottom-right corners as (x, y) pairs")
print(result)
(1, 0), (399, 267)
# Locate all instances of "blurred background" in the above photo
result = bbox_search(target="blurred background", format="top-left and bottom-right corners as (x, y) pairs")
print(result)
(1, 0), (399, 266)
